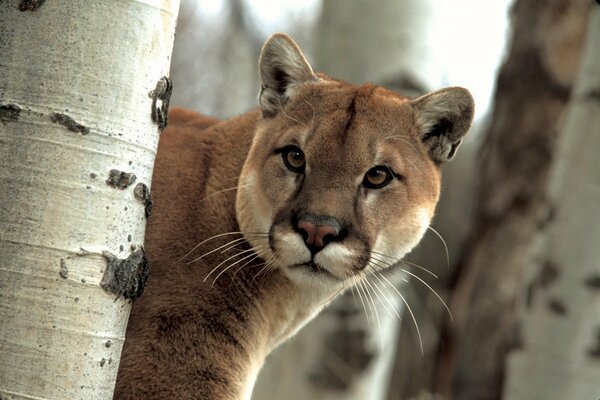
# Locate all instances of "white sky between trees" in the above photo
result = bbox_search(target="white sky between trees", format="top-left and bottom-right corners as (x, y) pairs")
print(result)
(190, 0), (512, 123)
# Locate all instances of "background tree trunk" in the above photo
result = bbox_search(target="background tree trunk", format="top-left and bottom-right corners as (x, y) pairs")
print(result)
(0, 1), (180, 399)
(169, 0), (259, 118)
(504, 7), (600, 399)
(434, 0), (593, 398)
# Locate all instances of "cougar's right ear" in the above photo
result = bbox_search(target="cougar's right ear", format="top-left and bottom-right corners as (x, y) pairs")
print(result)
(258, 33), (320, 118)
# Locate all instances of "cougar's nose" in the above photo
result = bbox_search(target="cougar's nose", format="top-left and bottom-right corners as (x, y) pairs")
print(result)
(294, 212), (342, 254)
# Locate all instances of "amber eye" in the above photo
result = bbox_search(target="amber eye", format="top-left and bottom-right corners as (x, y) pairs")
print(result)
(281, 146), (305, 173)
(363, 165), (394, 189)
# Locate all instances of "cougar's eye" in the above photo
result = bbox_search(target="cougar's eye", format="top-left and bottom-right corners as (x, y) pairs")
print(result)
(363, 165), (394, 189)
(280, 146), (305, 173)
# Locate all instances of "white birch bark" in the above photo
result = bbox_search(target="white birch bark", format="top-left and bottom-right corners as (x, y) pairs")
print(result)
(504, 7), (600, 400)
(0, 1), (180, 399)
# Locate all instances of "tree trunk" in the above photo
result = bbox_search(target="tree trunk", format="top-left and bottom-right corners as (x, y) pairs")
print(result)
(253, 1), (438, 399)
(434, 0), (592, 398)
(314, 0), (440, 90)
(0, 1), (180, 399)
(504, 7), (600, 399)
(169, 0), (259, 118)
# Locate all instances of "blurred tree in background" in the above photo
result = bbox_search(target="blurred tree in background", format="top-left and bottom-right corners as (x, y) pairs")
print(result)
(435, 1), (595, 399)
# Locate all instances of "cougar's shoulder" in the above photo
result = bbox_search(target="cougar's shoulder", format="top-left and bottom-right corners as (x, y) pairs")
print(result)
(146, 108), (260, 268)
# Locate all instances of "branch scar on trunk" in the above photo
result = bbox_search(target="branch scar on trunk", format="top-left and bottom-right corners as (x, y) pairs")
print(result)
(100, 247), (149, 301)
(18, 0), (46, 11)
(0, 104), (21, 124)
(134, 182), (153, 218)
(50, 112), (90, 135)
(106, 170), (137, 189)
(149, 76), (172, 131)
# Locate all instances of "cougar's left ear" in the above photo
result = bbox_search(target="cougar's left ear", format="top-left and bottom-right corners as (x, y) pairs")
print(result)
(258, 33), (320, 118)
(410, 87), (474, 163)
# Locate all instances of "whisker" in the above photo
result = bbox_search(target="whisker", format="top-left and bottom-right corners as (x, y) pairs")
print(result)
(320, 280), (346, 306)
(359, 273), (384, 350)
(277, 96), (306, 127)
(220, 235), (269, 254)
(251, 251), (279, 283)
(399, 155), (421, 176)
(303, 98), (316, 130)
(259, 252), (279, 276)
(204, 247), (264, 282)
(368, 258), (411, 284)
(365, 265), (402, 320)
(200, 183), (251, 202)
(211, 248), (269, 287)
(363, 271), (399, 352)
(376, 270), (424, 355)
(351, 272), (372, 329)
(384, 134), (420, 153)
(358, 278), (375, 329)
(177, 232), (244, 262)
(187, 237), (248, 265)
(369, 251), (438, 278)
(427, 225), (450, 270)
(368, 256), (394, 270)
(232, 251), (273, 282)
(398, 267), (452, 320)
(400, 260), (437, 279)
(348, 273), (360, 308)
(370, 255), (451, 320)
(176, 231), (268, 262)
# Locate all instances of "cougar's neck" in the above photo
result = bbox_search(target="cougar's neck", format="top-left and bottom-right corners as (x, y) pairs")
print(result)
(203, 236), (333, 397)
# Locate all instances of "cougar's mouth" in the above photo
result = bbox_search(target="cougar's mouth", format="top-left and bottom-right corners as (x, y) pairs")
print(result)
(290, 261), (339, 280)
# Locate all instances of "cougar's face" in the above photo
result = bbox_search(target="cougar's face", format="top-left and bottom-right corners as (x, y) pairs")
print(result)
(236, 84), (441, 289)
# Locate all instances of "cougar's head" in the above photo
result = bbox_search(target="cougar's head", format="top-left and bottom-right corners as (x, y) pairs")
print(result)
(236, 34), (474, 290)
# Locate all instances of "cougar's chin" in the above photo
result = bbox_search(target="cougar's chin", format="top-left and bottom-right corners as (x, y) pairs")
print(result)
(269, 230), (362, 289)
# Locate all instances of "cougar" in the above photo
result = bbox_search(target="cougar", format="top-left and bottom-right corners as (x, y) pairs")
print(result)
(114, 33), (474, 400)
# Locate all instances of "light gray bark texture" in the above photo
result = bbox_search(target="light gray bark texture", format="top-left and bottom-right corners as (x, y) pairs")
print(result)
(504, 7), (600, 399)
(0, 1), (180, 399)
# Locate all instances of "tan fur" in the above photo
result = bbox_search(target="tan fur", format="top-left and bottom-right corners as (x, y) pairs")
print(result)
(113, 34), (473, 400)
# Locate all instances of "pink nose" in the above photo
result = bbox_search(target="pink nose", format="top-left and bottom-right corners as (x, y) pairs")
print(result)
(295, 213), (342, 254)
(298, 221), (339, 249)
